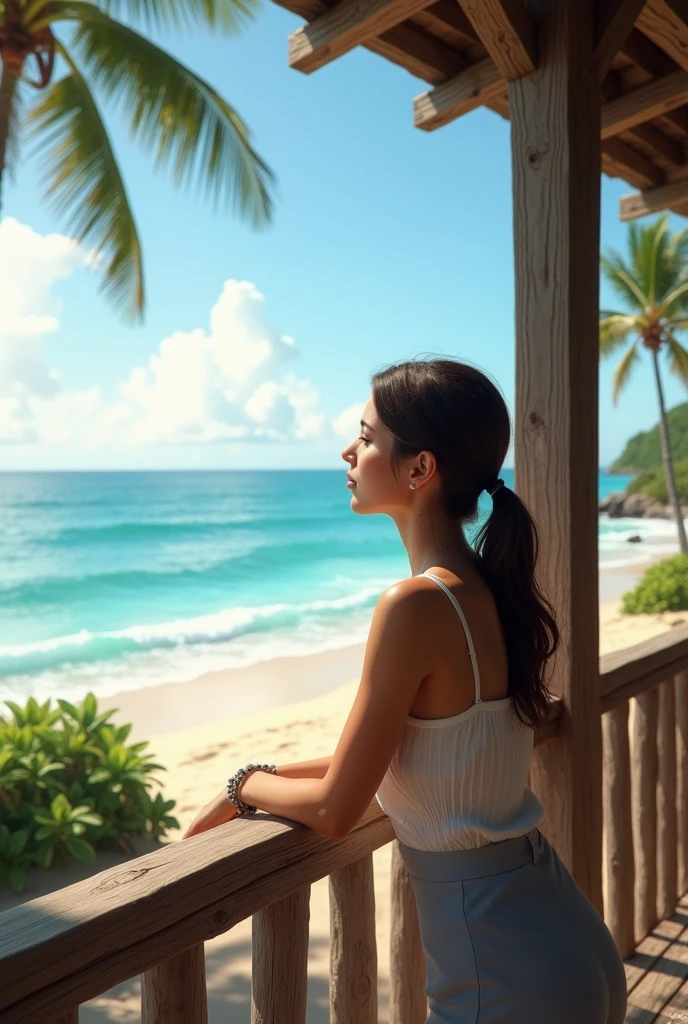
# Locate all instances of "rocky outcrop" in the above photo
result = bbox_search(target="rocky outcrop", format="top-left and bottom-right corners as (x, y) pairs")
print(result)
(599, 491), (688, 519)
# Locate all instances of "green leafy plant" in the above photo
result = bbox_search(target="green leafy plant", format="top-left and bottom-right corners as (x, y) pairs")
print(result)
(0, 692), (178, 889)
(622, 555), (688, 614)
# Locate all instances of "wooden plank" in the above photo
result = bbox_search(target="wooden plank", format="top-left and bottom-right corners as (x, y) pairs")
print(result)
(620, 176), (688, 217)
(0, 801), (393, 1020)
(627, 122), (684, 165)
(288, 0), (436, 73)
(657, 677), (678, 922)
(624, 898), (688, 992)
(603, 137), (665, 187)
(251, 886), (310, 1024)
(457, 0), (537, 78)
(595, 0), (648, 79)
(141, 945), (207, 1024)
(425, 0), (481, 42)
(329, 855), (377, 1024)
(621, 26), (677, 78)
(602, 147), (658, 189)
(637, 0), (688, 73)
(600, 624), (688, 708)
(414, 58), (503, 130)
(625, 906), (688, 1018)
(50, 1014), (79, 1024)
(389, 842), (426, 1024)
(601, 69), (688, 139)
(631, 689), (660, 944)
(676, 670), (688, 896)
(508, 0), (603, 913)
(602, 702), (635, 959)
(372, 22), (471, 82)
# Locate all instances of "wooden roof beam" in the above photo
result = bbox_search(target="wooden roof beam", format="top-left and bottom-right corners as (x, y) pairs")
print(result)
(595, 0), (649, 80)
(414, 58), (503, 130)
(603, 137), (665, 187)
(456, 0), (536, 79)
(289, 0), (437, 73)
(601, 68), (688, 137)
(637, 0), (688, 72)
(619, 177), (688, 218)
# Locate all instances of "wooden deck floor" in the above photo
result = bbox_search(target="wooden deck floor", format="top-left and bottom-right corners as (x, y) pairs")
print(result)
(625, 893), (688, 1021)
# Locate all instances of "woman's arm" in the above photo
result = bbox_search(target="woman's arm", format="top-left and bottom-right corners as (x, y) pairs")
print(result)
(276, 755), (332, 779)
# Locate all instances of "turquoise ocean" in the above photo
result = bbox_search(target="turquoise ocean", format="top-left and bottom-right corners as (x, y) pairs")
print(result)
(0, 470), (681, 705)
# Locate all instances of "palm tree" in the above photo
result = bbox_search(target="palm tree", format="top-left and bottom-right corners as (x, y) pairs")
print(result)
(0, 0), (274, 320)
(600, 214), (688, 554)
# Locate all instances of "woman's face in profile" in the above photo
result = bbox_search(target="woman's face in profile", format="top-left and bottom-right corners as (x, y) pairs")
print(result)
(341, 397), (409, 516)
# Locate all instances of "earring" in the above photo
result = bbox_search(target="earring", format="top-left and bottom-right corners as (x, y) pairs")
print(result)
(409, 481), (416, 489)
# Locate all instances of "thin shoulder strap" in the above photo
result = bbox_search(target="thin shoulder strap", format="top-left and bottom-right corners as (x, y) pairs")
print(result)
(421, 572), (481, 703)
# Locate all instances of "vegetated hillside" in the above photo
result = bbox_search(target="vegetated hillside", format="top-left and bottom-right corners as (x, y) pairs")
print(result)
(626, 460), (688, 502)
(609, 402), (688, 472)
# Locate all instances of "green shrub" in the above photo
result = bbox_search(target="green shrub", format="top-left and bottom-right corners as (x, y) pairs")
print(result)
(626, 460), (688, 503)
(622, 555), (688, 614)
(0, 692), (179, 891)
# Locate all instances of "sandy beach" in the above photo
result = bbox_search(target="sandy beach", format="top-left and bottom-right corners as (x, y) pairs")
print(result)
(3, 583), (687, 1021)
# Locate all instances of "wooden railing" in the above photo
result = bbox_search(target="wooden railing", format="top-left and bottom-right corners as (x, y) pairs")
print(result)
(1, 624), (687, 1023)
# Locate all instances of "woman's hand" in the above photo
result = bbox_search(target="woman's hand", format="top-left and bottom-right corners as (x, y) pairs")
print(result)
(182, 788), (238, 839)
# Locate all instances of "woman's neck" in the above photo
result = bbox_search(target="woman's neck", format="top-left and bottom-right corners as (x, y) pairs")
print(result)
(394, 509), (475, 577)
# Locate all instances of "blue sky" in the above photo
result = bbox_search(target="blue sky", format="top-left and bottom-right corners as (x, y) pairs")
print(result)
(2, 3), (687, 470)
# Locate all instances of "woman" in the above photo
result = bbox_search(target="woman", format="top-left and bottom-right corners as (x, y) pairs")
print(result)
(184, 358), (628, 1023)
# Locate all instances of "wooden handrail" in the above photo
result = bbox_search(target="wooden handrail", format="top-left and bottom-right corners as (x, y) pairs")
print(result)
(600, 623), (688, 712)
(0, 804), (394, 1024)
(3, 626), (688, 1022)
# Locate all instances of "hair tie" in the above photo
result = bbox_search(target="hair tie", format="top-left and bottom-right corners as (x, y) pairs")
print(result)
(487, 478), (505, 498)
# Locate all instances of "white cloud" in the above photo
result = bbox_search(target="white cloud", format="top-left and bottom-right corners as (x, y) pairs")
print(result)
(332, 401), (366, 441)
(0, 220), (358, 450)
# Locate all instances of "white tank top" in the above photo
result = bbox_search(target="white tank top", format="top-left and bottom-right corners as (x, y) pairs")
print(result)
(375, 571), (544, 852)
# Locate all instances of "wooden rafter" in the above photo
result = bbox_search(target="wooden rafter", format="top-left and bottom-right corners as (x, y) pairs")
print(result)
(594, 0), (649, 79)
(601, 68), (688, 137)
(619, 176), (688, 217)
(603, 137), (665, 185)
(457, 0), (536, 79)
(414, 59), (503, 130)
(637, 0), (688, 72)
(289, 0), (436, 73)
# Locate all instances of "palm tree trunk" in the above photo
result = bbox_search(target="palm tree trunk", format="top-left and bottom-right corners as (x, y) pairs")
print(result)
(651, 347), (688, 554)
(0, 56), (21, 215)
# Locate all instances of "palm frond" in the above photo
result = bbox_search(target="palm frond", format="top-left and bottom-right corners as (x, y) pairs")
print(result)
(100, 0), (258, 34)
(48, 3), (274, 226)
(27, 41), (144, 320)
(600, 249), (648, 312)
(599, 312), (638, 358)
(611, 339), (641, 405)
(664, 331), (688, 387)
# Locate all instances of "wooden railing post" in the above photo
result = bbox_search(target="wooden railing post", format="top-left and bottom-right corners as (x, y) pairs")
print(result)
(329, 854), (377, 1024)
(602, 701), (635, 957)
(389, 841), (426, 1024)
(251, 885), (310, 1024)
(657, 676), (678, 919)
(630, 688), (660, 942)
(141, 944), (207, 1024)
(676, 669), (688, 896)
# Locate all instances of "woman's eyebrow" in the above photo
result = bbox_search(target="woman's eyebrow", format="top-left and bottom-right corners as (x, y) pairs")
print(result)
(360, 420), (374, 431)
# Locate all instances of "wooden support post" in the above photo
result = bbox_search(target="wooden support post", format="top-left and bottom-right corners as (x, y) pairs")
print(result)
(508, 0), (603, 912)
(630, 689), (660, 943)
(389, 841), (427, 1024)
(251, 886), (310, 1024)
(141, 945), (208, 1024)
(602, 702), (635, 958)
(51, 1013), (79, 1024)
(658, 676), (678, 919)
(329, 855), (378, 1024)
(677, 670), (688, 896)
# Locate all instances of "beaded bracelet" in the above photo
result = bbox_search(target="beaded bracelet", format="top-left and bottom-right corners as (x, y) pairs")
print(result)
(227, 763), (277, 816)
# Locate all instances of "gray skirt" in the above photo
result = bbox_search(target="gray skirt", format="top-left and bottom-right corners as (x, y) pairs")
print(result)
(398, 826), (627, 1024)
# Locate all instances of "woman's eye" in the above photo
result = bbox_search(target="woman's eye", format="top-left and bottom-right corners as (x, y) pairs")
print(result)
(359, 436), (370, 446)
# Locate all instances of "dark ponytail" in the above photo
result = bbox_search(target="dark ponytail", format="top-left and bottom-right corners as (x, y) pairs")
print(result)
(473, 485), (558, 730)
(371, 358), (559, 731)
